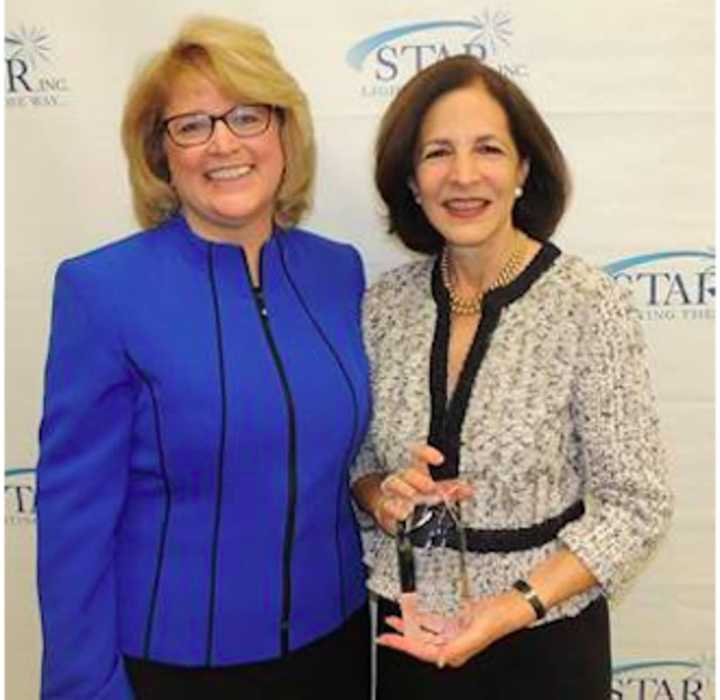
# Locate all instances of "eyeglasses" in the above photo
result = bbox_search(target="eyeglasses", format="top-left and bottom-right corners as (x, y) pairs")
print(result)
(162, 103), (274, 147)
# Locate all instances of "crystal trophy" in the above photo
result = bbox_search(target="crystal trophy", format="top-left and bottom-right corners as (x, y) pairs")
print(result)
(396, 487), (474, 644)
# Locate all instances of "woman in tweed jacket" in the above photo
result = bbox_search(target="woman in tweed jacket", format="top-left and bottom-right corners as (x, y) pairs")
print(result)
(351, 56), (672, 699)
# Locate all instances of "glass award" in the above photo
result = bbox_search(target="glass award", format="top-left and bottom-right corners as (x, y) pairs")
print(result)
(396, 488), (474, 644)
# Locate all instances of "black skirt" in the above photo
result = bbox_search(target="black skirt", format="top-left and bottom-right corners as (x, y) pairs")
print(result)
(125, 603), (371, 700)
(376, 595), (611, 700)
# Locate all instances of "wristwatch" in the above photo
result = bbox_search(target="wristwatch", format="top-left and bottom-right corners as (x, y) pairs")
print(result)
(512, 578), (547, 620)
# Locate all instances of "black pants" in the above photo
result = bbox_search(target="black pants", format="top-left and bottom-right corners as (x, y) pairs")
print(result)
(377, 596), (611, 699)
(125, 603), (370, 700)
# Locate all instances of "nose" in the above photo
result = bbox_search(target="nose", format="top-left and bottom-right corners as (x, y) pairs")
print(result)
(449, 152), (480, 186)
(207, 119), (241, 154)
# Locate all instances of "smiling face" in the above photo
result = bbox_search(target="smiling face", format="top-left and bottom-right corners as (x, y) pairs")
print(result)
(162, 74), (285, 243)
(410, 82), (528, 253)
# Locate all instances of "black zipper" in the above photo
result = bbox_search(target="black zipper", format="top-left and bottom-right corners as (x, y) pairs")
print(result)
(242, 250), (297, 657)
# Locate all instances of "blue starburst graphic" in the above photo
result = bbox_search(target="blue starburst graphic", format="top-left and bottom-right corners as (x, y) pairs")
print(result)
(5, 25), (51, 68)
(466, 10), (513, 55)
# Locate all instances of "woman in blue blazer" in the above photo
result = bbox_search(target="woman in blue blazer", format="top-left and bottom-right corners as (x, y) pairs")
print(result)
(36, 16), (370, 699)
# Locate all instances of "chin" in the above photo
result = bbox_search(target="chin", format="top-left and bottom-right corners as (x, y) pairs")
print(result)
(441, 232), (495, 248)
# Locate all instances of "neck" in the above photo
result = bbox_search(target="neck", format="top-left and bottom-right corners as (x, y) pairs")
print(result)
(445, 228), (519, 296)
(183, 211), (273, 285)
(244, 242), (269, 286)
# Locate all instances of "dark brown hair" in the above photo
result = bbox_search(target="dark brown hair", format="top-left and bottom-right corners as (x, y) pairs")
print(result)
(375, 55), (570, 254)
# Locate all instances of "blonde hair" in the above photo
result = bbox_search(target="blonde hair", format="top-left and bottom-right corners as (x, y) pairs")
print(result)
(122, 16), (315, 229)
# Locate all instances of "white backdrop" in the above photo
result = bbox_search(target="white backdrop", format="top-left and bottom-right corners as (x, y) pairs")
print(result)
(6, 2), (714, 698)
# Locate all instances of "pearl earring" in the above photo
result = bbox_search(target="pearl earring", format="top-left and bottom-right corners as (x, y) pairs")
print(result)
(514, 186), (524, 199)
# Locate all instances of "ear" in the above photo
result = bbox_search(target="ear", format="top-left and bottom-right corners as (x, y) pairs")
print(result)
(518, 158), (530, 188)
(407, 177), (419, 197)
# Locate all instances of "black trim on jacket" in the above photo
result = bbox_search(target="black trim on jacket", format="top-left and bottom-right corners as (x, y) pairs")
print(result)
(277, 238), (362, 622)
(124, 351), (172, 659)
(206, 245), (229, 664)
(427, 243), (561, 481)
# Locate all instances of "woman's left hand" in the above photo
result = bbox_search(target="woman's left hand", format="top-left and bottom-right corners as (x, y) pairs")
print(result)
(377, 591), (535, 669)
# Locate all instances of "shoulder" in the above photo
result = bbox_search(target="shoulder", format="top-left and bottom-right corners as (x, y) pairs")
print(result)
(281, 227), (361, 266)
(365, 257), (433, 312)
(51, 222), (184, 330)
(538, 252), (641, 348)
(49, 227), (168, 342)
(56, 223), (167, 288)
(543, 251), (636, 318)
(280, 227), (365, 294)
(362, 258), (433, 346)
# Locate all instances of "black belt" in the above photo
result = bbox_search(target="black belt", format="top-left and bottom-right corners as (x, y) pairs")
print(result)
(407, 500), (585, 553)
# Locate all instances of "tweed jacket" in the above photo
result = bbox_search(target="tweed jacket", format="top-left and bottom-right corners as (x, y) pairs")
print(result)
(351, 243), (672, 622)
(37, 215), (370, 699)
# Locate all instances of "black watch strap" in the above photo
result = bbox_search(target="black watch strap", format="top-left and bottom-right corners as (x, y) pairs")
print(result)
(512, 579), (547, 620)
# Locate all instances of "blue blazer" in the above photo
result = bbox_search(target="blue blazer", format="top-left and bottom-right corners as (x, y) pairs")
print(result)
(36, 216), (371, 699)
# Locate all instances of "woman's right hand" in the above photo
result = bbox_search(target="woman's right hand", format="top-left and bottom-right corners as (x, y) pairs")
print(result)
(372, 443), (473, 534)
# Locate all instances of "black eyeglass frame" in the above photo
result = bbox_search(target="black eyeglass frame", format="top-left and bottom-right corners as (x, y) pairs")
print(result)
(161, 103), (275, 148)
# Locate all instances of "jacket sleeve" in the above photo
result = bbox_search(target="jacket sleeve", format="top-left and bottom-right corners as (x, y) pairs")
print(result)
(558, 279), (674, 597)
(36, 261), (135, 699)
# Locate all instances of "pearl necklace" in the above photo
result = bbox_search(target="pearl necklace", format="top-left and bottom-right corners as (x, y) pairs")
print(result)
(440, 232), (528, 316)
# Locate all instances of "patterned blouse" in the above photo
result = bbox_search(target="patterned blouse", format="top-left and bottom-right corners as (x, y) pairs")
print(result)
(351, 243), (673, 623)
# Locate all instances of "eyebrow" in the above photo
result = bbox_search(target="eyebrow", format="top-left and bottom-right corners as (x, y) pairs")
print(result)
(419, 134), (505, 151)
(163, 104), (257, 121)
